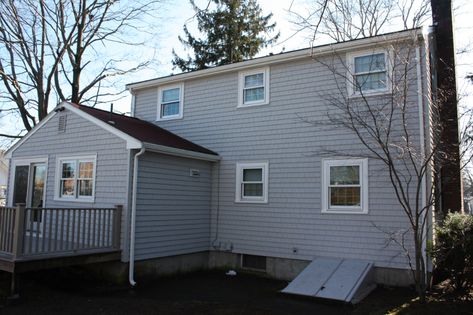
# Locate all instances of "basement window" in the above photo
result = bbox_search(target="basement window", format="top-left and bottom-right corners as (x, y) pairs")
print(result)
(241, 254), (267, 271)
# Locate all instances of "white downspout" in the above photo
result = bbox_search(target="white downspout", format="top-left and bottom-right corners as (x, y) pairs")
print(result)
(416, 42), (429, 281)
(129, 147), (145, 286)
(130, 91), (136, 117)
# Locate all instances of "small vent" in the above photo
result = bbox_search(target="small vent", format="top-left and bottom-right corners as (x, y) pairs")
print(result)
(190, 169), (200, 177)
(58, 115), (67, 132)
(241, 254), (266, 271)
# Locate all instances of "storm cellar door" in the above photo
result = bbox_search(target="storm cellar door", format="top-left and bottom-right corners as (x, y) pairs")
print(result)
(281, 257), (376, 304)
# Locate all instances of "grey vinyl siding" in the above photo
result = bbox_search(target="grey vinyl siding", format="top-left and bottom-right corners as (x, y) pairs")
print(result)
(10, 108), (129, 256)
(134, 43), (425, 269)
(134, 152), (212, 260)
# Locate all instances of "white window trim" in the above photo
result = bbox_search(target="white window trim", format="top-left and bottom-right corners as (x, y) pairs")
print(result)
(54, 154), (97, 203)
(235, 162), (269, 203)
(321, 158), (368, 214)
(346, 49), (392, 98)
(237, 67), (270, 108)
(157, 83), (184, 121)
(8, 157), (49, 208)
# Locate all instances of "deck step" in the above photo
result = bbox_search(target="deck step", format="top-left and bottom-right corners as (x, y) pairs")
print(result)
(281, 257), (375, 304)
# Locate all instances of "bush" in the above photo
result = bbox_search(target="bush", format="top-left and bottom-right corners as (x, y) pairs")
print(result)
(432, 213), (473, 292)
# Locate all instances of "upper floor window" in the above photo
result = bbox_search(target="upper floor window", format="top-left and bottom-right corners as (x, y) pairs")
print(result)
(235, 162), (269, 203)
(322, 159), (368, 214)
(238, 67), (270, 107)
(348, 50), (390, 96)
(55, 155), (96, 202)
(157, 84), (184, 121)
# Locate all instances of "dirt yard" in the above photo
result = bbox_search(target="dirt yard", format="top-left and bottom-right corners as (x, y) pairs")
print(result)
(0, 268), (472, 314)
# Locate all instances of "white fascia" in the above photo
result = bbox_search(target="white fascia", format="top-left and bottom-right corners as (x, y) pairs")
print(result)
(143, 142), (220, 162)
(4, 111), (58, 159)
(61, 102), (142, 150)
(126, 29), (422, 92)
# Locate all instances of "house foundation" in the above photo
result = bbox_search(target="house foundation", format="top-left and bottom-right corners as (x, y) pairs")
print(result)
(83, 251), (414, 288)
(207, 251), (413, 287)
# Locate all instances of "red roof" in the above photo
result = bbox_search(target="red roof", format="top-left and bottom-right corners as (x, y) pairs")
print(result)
(70, 103), (218, 156)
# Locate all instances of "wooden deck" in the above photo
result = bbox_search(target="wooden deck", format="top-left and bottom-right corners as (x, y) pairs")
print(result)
(0, 205), (122, 273)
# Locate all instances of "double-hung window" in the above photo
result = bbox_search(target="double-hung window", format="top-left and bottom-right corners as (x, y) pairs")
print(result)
(349, 50), (389, 95)
(322, 159), (368, 213)
(238, 67), (269, 107)
(235, 162), (269, 203)
(55, 156), (96, 202)
(157, 84), (184, 120)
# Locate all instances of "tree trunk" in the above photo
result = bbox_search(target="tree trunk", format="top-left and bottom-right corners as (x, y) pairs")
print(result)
(414, 229), (427, 303)
(431, 0), (462, 215)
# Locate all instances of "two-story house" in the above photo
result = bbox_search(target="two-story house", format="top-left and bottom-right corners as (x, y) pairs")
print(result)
(2, 28), (436, 296)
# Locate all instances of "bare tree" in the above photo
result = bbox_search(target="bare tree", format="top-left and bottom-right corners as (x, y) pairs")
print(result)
(288, 0), (430, 44)
(459, 103), (473, 169)
(303, 34), (441, 302)
(0, 0), (160, 140)
(288, 0), (464, 302)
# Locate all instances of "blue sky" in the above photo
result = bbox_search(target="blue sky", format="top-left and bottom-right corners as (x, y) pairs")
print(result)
(114, 0), (473, 114)
(0, 0), (472, 144)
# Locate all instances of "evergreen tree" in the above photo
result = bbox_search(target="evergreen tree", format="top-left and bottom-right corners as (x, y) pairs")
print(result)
(172, 0), (279, 72)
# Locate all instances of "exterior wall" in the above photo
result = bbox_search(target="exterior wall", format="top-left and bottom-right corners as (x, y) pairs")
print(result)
(8, 108), (130, 257)
(0, 153), (7, 205)
(0, 156), (8, 186)
(134, 152), (213, 260)
(10, 108), (129, 208)
(133, 41), (425, 270)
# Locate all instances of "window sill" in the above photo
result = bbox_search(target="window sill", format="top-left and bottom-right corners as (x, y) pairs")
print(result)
(321, 208), (368, 214)
(237, 101), (269, 109)
(53, 197), (95, 203)
(156, 115), (183, 122)
(348, 89), (391, 99)
(235, 199), (268, 204)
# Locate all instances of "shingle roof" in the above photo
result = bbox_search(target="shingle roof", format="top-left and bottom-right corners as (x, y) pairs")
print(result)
(70, 103), (218, 156)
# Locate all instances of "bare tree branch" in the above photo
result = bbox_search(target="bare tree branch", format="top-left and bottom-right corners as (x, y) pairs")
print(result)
(0, 0), (162, 142)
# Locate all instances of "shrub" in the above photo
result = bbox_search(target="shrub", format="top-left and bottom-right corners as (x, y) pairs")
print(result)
(432, 213), (473, 292)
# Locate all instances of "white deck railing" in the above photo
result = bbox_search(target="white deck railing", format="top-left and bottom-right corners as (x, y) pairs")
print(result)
(0, 204), (122, 259)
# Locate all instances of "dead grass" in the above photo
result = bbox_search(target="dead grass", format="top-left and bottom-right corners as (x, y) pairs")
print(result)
(382, 282), (473, 315)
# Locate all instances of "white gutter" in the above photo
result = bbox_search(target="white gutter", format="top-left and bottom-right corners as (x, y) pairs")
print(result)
(129, 147), (146, 286)
(130, 92), (136, 117)
(127, 29), (421, 91)
(63, 102), (142, 150)
(143, 142), (220, 162)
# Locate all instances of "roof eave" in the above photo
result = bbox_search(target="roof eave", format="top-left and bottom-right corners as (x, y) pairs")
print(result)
(63, 101), (143, 150)
(126, 28), (422, 91)
(4, 110), (59, 159)
(143, 142), (220, 162)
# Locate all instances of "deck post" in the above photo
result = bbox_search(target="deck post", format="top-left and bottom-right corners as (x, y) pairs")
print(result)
(10, 272), (20, 298)
(112, 205), (122, 249)
(12, 204), (26, 259)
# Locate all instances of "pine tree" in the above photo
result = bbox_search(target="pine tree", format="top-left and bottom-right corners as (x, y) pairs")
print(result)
(172, 0), (279, 72)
